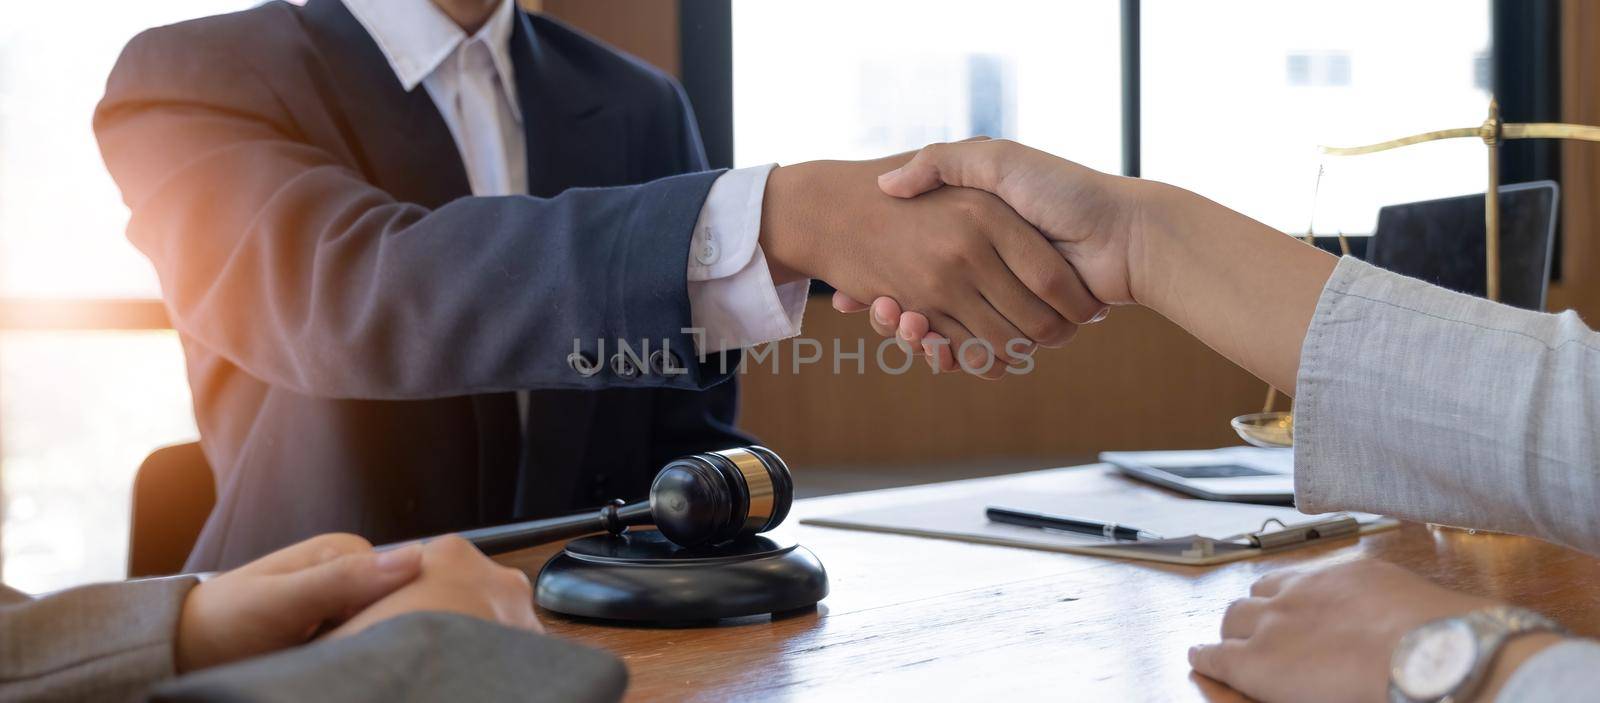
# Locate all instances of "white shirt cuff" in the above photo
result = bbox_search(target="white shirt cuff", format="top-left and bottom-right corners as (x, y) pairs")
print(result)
(687, 163), (808, 354)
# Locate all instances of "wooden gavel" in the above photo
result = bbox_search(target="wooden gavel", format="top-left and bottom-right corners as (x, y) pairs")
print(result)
(415, 446), (793, 555)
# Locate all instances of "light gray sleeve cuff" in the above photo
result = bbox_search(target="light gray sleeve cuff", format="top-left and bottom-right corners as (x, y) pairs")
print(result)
(0, 575), (197, 701)
(1292, 255), (1600, 554)
(1496, 639), (1600, 702)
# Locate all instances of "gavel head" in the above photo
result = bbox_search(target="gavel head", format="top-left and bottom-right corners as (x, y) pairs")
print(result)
(648, 446), (793, 548)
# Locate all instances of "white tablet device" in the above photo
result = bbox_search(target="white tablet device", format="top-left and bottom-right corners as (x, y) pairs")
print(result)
(1099, 447), (1295, 505)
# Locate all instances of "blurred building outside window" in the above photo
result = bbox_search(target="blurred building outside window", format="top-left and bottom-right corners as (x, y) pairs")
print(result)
(0, 0), (256, 593)
(1142, 0), (1492, 235)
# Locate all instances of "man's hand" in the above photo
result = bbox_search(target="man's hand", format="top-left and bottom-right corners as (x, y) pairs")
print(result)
(828, 140), (1133, 373)
(878, 139), (1143, 305)
(326, 535), (542, 638)
(759, 154), (1106, 378)
(1191, 560), (1562, 703)
(841, 138), (1335, 390)
(176, 533), (423, 673)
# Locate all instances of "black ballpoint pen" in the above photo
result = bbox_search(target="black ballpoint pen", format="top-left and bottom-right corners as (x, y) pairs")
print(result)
(986, 506), (1164, 541)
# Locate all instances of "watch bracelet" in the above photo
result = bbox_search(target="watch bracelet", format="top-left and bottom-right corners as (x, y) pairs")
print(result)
(1468, 605), (1567, 638)
(1389, 605), (1568, 703)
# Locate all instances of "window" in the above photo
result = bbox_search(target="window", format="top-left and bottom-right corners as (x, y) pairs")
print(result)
(731, 0), (1123, 174)
(723, 1), (1497, 237)
(0, 1), (257, 592)
(1141, 0), (1493, 235)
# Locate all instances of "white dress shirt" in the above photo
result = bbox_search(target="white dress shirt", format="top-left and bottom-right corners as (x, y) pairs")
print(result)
(340, 0), (807, 359)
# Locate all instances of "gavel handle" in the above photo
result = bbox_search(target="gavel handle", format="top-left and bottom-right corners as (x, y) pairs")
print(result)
(380, 500), (653, 556)
(456, 513), (604, 555)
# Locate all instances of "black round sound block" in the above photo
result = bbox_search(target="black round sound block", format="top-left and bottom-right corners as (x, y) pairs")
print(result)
(535, 530), (828, 622)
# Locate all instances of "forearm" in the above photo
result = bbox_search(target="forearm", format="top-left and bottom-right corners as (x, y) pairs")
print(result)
(141, 175), (725, 399)
(758, 153), (917, 287)
(0, 578), (195, 701)
(1292, 256), (1600, 552)
(1478, 633), (1564, 701)
(1128, 179), (1338, 394)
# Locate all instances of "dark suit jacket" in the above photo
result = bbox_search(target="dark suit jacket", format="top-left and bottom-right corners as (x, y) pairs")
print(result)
(94, 0), (753, 570)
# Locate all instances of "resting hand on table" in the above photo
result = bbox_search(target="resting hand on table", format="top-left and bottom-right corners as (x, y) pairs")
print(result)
(1193, 560), (1562, 703)
(831, 139), (1129, 373)
(326, 535), (541, 638)
(176, 533), (424, 672)
(178, 533), (539, 674)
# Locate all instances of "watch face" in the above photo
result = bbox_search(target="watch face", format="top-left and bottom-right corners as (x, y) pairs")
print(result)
(1395, 619), (1479, 700)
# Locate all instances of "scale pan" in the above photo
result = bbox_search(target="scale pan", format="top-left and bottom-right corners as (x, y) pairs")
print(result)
(1231, 411), (1294, 448)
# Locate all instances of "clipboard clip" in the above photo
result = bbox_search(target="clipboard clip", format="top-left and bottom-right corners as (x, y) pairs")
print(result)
(1247, 516), (1360, 550)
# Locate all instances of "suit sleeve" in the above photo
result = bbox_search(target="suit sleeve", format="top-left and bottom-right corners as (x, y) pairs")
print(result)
(1294, 257), (1600, 555)
(638, 77), (757, 460)
(0, 578), (195, 702)
(149, 612), (627, 703)
(93, 28), (727, 401)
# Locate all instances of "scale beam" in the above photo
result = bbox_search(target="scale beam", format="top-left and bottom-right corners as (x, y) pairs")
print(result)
(1238, 99), (1600, 450)
(1319, 127), (1482, 156)
(1314, 100), (1600, 304)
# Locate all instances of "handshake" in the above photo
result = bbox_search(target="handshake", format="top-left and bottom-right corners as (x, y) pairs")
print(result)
(755, 139), (1147, 379)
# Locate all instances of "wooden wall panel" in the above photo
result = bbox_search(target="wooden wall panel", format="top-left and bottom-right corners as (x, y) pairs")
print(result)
(533, 0), (680, 77)
(1551, 0), (1600, 320)
(735, 306), (1267, 467)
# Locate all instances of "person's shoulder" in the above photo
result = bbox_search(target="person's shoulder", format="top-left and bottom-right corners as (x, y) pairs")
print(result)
(116, 2), (303, 77)
(103, 1), (321, 117)
(527, 13), (687, 110)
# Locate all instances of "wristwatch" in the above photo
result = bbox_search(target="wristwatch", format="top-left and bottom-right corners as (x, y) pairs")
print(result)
(1389, 606), (1567, 703)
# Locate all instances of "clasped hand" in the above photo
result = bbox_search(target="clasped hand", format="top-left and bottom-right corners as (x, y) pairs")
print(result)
(773, 139), (1140, 375)
(176, 533), (538, 673)
(757, 143), (1119, 377)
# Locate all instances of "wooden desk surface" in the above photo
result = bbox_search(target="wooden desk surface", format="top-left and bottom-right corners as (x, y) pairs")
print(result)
(496, 465), (1600, 702)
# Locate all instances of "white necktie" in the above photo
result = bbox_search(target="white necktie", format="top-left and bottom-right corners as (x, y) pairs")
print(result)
(455, 39), (513, 197)
(453, 39), (530, 423)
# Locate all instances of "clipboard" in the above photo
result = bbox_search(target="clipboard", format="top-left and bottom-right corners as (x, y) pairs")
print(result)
(801, 490), (1398, 566)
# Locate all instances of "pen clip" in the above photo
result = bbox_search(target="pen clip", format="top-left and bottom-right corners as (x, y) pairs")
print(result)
(1247, 516), (1360, 550)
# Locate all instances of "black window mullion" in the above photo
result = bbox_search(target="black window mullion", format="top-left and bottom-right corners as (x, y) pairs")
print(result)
(1121, 0), (1140, 178)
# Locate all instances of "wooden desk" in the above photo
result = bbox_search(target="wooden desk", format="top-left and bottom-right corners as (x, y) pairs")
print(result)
(496, 465), (1600, 701)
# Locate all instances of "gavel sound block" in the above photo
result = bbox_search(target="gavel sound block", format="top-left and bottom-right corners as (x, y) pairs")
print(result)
(453, 446), (828, 622)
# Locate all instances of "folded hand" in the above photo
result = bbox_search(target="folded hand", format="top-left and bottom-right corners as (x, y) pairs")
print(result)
(326, 535), (541, 638)
(176, 533), (423, 672)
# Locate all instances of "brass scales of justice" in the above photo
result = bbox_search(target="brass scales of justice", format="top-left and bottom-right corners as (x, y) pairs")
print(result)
(1232, 99), (1600, 448)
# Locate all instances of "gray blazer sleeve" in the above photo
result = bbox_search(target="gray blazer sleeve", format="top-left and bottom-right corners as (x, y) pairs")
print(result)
(150, 612), (627, 703)
(1495, 639), (1600, 702)
(1294, 258), (1600, 700)
(1293, 256), (1600, 555)
(0, 577), (195, 701)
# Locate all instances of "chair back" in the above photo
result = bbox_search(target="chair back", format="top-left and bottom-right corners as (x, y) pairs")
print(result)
(128, 442), (215, 577)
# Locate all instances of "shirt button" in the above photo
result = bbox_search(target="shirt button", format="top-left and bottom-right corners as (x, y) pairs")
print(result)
(610, 353), (639, 379)
(695, 239), (720, 266)
(567, 351), (600, 377)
